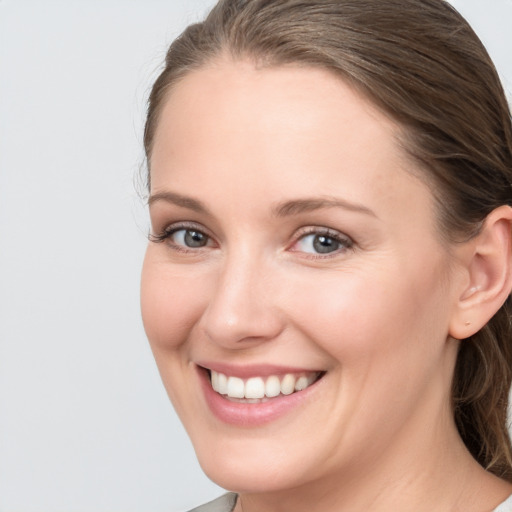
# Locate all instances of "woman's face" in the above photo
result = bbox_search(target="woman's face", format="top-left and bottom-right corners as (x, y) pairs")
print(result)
(141, 60), (464, 493)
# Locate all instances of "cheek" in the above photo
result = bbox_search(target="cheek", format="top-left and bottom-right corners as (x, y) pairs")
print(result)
(140, 250), (208, 352)
(284, 257), (451, 366)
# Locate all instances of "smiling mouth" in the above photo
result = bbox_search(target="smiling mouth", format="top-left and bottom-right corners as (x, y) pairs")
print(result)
(208, 369), (324, 403)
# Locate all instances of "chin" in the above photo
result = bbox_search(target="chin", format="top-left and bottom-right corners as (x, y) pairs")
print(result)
(199, 455), (303, 493)
(191, 430), (322, 494)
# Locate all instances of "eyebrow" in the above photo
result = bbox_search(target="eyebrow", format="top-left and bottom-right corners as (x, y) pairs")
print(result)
(148, 191), (376, 218)
(148, 191), (210, 214)
(272, 197), (377, 218)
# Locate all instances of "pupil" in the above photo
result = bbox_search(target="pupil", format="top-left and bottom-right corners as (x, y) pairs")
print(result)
(184, 230), (207, 247)
(313, 235), (339, 254)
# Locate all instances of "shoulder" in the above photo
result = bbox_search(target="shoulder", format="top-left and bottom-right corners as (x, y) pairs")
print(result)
(187, 493), (238, 512)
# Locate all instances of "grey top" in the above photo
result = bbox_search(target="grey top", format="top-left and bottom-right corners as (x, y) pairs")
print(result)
(187, 492), (512, 512)
(187, 493), (237, 512)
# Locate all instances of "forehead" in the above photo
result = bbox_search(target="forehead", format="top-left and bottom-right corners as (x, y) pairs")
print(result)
(152, 59), (399, 165)
(150, 59), (434, 230)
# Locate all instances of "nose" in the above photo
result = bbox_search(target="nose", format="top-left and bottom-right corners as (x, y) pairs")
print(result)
(199, 251), (284, 349)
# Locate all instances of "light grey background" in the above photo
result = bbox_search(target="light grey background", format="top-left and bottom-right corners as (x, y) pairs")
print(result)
(0, 1), (510, 511)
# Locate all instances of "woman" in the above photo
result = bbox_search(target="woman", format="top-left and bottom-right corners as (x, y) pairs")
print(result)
(140, 0), (512, 510)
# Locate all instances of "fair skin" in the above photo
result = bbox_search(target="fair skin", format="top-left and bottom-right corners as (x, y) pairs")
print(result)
(141, 59), (512, 512)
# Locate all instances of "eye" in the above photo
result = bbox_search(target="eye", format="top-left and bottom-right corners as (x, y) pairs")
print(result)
(172, 228), (209, 248)
(149, 224), (214, 250)
(291, 229), (353, 256)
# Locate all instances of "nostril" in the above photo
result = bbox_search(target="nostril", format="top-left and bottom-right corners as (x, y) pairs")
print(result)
(200, 306), (284, 348)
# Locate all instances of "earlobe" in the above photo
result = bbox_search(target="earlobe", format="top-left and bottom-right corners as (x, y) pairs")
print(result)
(449, 205), (512, 340)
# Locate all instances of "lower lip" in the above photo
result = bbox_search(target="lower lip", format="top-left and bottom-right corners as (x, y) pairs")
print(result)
(198, 367), (323, 427)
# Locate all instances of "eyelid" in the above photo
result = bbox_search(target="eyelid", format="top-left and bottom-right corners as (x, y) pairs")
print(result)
(288, 226), (354, 257)
(149, 221), (216, 248)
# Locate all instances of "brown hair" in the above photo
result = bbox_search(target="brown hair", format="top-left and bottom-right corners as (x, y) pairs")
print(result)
(144, 0), (512, 480)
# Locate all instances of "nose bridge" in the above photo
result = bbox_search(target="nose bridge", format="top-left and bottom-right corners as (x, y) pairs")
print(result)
(201, 244), (282, 347)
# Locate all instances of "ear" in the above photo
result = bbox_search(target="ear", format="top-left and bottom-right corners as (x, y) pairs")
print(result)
(449, 205), (512, 340)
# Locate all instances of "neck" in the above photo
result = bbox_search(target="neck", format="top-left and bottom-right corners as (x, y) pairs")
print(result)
(234, 411), (511, 512)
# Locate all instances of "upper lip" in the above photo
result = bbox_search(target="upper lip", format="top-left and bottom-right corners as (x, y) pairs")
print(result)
(197, 361), (324, 379)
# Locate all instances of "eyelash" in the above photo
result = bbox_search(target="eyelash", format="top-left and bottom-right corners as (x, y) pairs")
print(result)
(289, 227), (354, 258)
(148, 222), (214, 252)
(149, 223), (354, 257)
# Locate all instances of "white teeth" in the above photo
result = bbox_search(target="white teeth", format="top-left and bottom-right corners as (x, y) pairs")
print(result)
(295, 376), (309, 391)
(211, 371), (219, 391)
(217, 373), (228, 395)
(265, 375), (281, 398)
(281, 374), (296, 395)
(210, 370), (320, 400)
(245, 377), (265, 399)
(227, 376), (245, 398)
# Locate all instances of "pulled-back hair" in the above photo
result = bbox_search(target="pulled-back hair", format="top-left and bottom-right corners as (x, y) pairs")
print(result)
(144, 0), (512, 480)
